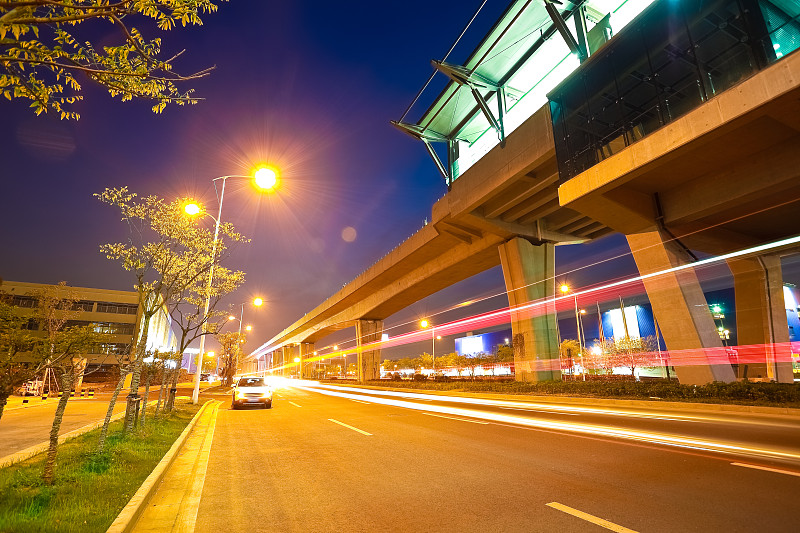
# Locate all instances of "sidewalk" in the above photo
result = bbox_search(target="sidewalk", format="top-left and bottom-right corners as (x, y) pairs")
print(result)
(128, 400), (221, 533)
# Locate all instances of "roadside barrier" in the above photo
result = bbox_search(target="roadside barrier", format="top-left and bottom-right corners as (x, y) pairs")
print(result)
(22, 398), (28, 405)
(88, 389), (94, 398)
(41, 393), (47, 401)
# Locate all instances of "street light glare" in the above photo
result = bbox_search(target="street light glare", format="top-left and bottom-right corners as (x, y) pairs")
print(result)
(420, 319), (429, 328)
(253, 297), (264, 307)
(254, 167), (278, 190)
(293, 357), (301, 363)
(245, 325), (252, 331)
(207, 351), (215, 358)
(228, 315), (236, 321)
(184, 202), (201, 216)
(560, 284), (570, 293)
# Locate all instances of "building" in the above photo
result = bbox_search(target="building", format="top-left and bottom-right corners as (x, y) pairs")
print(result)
(1, 280), (177, 384)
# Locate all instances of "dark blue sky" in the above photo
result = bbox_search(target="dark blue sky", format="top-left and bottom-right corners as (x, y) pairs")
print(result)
(0, 1), (638, 355)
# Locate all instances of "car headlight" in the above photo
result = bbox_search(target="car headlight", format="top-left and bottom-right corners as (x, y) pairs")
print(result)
(236, 391), (245, 399)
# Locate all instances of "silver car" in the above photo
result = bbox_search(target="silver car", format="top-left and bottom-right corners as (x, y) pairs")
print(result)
(231, 377), (273, 409)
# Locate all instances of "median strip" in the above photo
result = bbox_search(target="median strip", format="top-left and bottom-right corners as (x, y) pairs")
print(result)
(546, 502), (638, 533)
(328, 419), (372, 436)
(731, 462), (800, 477)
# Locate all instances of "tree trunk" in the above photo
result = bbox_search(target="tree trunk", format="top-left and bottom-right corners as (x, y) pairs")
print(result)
(98, 370), (126, 453)
(124, 316), (151, 431)
(140, 371), (152, 427)
(155, 362), (168, 417)
(43, 369), (73, 485)
(0, 392), (8, 423)
(166, 366), (180, 412)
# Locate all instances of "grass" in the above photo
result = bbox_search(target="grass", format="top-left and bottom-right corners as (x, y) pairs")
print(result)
(0, 401), (201, 533)
(355, 379), (800, 408)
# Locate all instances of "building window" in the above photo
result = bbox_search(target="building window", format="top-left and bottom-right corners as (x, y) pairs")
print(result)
(10, 295), (37, 308)
(96, 302), (138, 315)
(74, 300), (95, 312)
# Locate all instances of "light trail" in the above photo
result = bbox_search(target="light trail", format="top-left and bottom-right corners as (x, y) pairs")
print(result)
(291, 382), (800, 465)
(256, 234), (800, 375)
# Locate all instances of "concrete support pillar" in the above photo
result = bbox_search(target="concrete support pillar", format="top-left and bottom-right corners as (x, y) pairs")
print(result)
(627, 230), (735, 384)
(299, 343), (315, 379)
(275, 347), (286, 376)
(356, 319), (384, 383)
(726, 255), (793, 383)
(498, 238), (561, 382)
(284, 345), (299, 377)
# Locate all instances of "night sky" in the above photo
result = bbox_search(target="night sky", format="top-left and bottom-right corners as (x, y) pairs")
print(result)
(0, 1), (640, 357)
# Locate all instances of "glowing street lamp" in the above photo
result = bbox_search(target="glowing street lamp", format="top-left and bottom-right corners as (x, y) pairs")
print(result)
(187, 166), (279, 405)
(420, 319), (439, 376)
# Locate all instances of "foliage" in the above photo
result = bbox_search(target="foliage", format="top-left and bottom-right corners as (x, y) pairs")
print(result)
(0, 283), (99, 422)
(0, 0), (227, 119)
(214, 330), (243, 386)
(97, 186), (247, 429)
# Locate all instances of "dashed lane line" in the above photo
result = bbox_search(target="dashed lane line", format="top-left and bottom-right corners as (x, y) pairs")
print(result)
(350, 399), (370, 404)
(328, 418), (372, 436)
(288, 401), (302, 408)
(731, 462), (800, 477)
(546, 502), (638, 533)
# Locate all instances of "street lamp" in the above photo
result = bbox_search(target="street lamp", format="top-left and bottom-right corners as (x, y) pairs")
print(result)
(421, 319), (437, 376)
(561, 284), (586, 379)
(187, 168), (279, 404)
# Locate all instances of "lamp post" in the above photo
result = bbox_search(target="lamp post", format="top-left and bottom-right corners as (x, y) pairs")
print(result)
(420, 319), (436, 376)
(187, 168), (279, 404)
(224, 297), (262, 380)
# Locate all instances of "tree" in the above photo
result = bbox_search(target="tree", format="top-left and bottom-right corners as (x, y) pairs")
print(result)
(0, 293), (34, 420)
(0, 283), (98, 424)
(0, 0), (225, 119)
(214, 330), (242, 386)
(96, 187), (246, 435)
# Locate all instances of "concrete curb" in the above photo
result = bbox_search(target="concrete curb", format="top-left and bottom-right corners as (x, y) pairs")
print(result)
(106, 400), (212, 533)
(324, 382), (800, 418)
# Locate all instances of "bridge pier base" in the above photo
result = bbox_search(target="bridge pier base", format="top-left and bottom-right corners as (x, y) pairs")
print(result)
(627, 230), (735, 385)
(727, 255), (794, 383)
(499, 238), (560, 382)
(299, 343), (315, 379)
(356, 319), (383, 383)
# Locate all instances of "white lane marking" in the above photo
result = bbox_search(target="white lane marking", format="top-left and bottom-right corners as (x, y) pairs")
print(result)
(350, 399), (370, 404)
(546, 502), (638, 533)
(299, 385), (800, 463)
(328, 418), (372, 436)
(422, 412), (489, 425)
(288, 401), (302, 408)
(731, 462), (800, 477)
(500, 406), (579, 416)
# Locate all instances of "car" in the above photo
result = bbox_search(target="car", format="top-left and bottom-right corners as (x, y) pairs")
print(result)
(231, 377), (273, 409)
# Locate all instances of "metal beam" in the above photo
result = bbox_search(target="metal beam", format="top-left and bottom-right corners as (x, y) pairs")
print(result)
(544, 0), (584, 61)
(432, 60), (505, 142)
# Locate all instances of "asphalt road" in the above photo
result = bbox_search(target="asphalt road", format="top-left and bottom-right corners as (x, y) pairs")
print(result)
(194, 384), (800, 533)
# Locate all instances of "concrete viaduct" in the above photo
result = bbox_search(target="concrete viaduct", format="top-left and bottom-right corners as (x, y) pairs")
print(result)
(252, 0), (800, 385)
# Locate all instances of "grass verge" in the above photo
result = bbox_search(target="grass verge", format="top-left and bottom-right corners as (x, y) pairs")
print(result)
(355, 379), (800, 408)
(0, 401), (201, 533)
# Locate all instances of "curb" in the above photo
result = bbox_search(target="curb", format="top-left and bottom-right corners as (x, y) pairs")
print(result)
(106, 400), (213, 533)
(322, 382), (800, 418)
